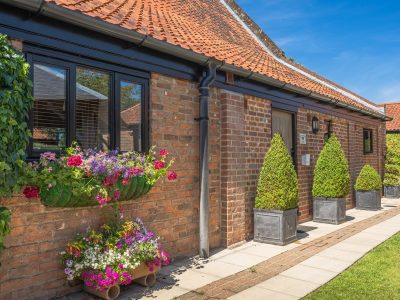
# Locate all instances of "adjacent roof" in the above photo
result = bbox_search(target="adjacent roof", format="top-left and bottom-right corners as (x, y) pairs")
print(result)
(379, 103), (400, 131)
(44, 0), (384, 117)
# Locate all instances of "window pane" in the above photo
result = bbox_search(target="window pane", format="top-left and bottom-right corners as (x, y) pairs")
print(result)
(364, 129), (372, 153)
(33, 64), (66, 151)
(120, 81), (142, 152)
(76, 67), (110, 150)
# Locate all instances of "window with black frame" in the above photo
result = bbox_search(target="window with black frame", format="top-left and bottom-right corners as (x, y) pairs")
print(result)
(30, 56), (148, 157)
(32, 63), (67, 152)
(363, 128), (373, 154)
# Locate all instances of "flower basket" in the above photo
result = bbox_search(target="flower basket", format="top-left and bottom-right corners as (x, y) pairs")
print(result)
(40, 177), (152, 208)
(23, 145), (176, 208)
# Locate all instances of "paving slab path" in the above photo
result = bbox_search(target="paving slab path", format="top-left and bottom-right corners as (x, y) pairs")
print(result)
(63, 198), (400, 300)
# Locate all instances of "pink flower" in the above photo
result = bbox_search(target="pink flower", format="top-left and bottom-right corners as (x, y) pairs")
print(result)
(119, 263), (124, 269)
(167, 171), (177, 181)
(122, 179), (129, 185)
(154, 160), (165, 170)
(114, 190), (121, 200)
(159, 149), (168, 156)
(67, 155), (82, 167)
(23, 186), (39, 198)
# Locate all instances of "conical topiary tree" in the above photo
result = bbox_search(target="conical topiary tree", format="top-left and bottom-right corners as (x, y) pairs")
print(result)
(313, 134), (350, 198)
(255, 133), (298, 210)
(383, 135), (400, 187)
(355, 164), (382, 191)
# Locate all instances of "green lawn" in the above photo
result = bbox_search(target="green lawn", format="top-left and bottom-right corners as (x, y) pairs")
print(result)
(303, 233), (400, 300)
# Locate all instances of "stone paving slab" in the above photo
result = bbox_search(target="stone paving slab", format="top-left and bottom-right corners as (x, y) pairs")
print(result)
(256, 275), (320, 297)
(228, 286), (297, 300)
(299, 255), (350, 273)
(280, 264), (338, 285)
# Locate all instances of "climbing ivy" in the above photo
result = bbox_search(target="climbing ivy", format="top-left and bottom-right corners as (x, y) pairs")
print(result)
(0, 34), (33, 195)
(0, 207), (11, 255)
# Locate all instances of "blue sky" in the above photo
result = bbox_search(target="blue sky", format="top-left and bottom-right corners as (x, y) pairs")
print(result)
(236, 0), (400, 103)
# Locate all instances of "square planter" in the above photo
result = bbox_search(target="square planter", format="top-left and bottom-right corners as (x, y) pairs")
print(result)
(384, 186), (400, 198)
(356, 190), (381, 210)
(254, 207), (298, 245)
(313, 197), (346, 224)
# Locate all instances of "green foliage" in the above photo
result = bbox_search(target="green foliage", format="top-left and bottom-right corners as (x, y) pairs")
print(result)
(384, 134), (400, 187)
(0, 207), (11, 254)
(0, 34), (33, 195)
(313, 134), (350, 198)
(355, 164), (382, 191)
(255, 134), (298, 210)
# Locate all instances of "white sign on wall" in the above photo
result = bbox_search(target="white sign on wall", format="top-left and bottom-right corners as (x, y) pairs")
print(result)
(302, 154), (311, 166)
(299, 133), (307, 145)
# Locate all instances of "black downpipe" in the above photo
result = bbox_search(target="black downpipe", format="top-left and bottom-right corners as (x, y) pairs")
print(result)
(198, 63), (217, 258)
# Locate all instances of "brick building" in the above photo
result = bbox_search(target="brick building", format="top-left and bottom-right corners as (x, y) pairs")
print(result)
(0, 0), (389, 299)
(379, 102), (400, 133)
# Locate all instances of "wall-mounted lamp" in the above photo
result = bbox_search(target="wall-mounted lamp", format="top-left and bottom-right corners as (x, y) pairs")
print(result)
(312, 116), (320, 134)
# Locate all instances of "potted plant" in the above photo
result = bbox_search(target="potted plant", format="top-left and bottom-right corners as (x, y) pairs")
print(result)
(312, 135), (350, 224)
(61, 217), (170, 300)
(254, 134), (298, 245)
(355, 164), (382, 210)
(383, 135), (400, 198)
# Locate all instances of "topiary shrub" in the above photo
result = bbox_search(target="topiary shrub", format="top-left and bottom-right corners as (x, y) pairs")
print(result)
(0, 34), (33, 195)
(355, 164), (382, 191)
(255, 133), (298, 210)
(313, 134), (350, 198)
(383, 134), (400, 187)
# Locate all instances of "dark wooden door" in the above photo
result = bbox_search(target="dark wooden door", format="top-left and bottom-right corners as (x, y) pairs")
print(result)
(272, 109), (295, 157)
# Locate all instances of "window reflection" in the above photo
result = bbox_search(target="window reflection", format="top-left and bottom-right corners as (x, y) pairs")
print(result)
(76, 67), (110, 150)
(33, 64), (66, 151)
(120, 81), (142, 152)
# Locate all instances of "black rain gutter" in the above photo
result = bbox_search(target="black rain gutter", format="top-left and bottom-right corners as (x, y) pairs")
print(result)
(2, 0), (390, 121)
(197, 62), (218, 258)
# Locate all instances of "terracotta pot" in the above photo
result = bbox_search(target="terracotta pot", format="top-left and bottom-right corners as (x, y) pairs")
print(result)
(131, 263), (161, 287)
(83, 263), (161, 299)
(84, 284), (120, 300)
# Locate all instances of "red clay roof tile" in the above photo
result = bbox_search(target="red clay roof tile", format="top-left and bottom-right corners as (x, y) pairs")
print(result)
(46, 0), (383, 115)
(381, 103), (400, 131)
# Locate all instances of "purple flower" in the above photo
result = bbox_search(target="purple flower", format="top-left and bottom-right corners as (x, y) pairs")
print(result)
(40, 152), (56, 161)
(125, 236), (133, 245)
(64, 267), (72, 275)
(116, 241), (123, 249)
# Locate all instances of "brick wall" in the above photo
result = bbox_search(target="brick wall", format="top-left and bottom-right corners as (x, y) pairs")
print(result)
(0, 73), (222, 300)
(243, 96), (271, 240)
(220, 92), (271, 244)
(220, 90), (247, 246)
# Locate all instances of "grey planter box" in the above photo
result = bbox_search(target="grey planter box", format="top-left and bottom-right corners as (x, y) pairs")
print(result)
(384, 186), (400, 198)
(356, 190), (381, 210)
(313, 197), (346, 224)
(254, 207), (298, 245)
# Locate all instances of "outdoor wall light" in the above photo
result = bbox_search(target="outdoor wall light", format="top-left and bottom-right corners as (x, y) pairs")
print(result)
(312, 116), (320, 134)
